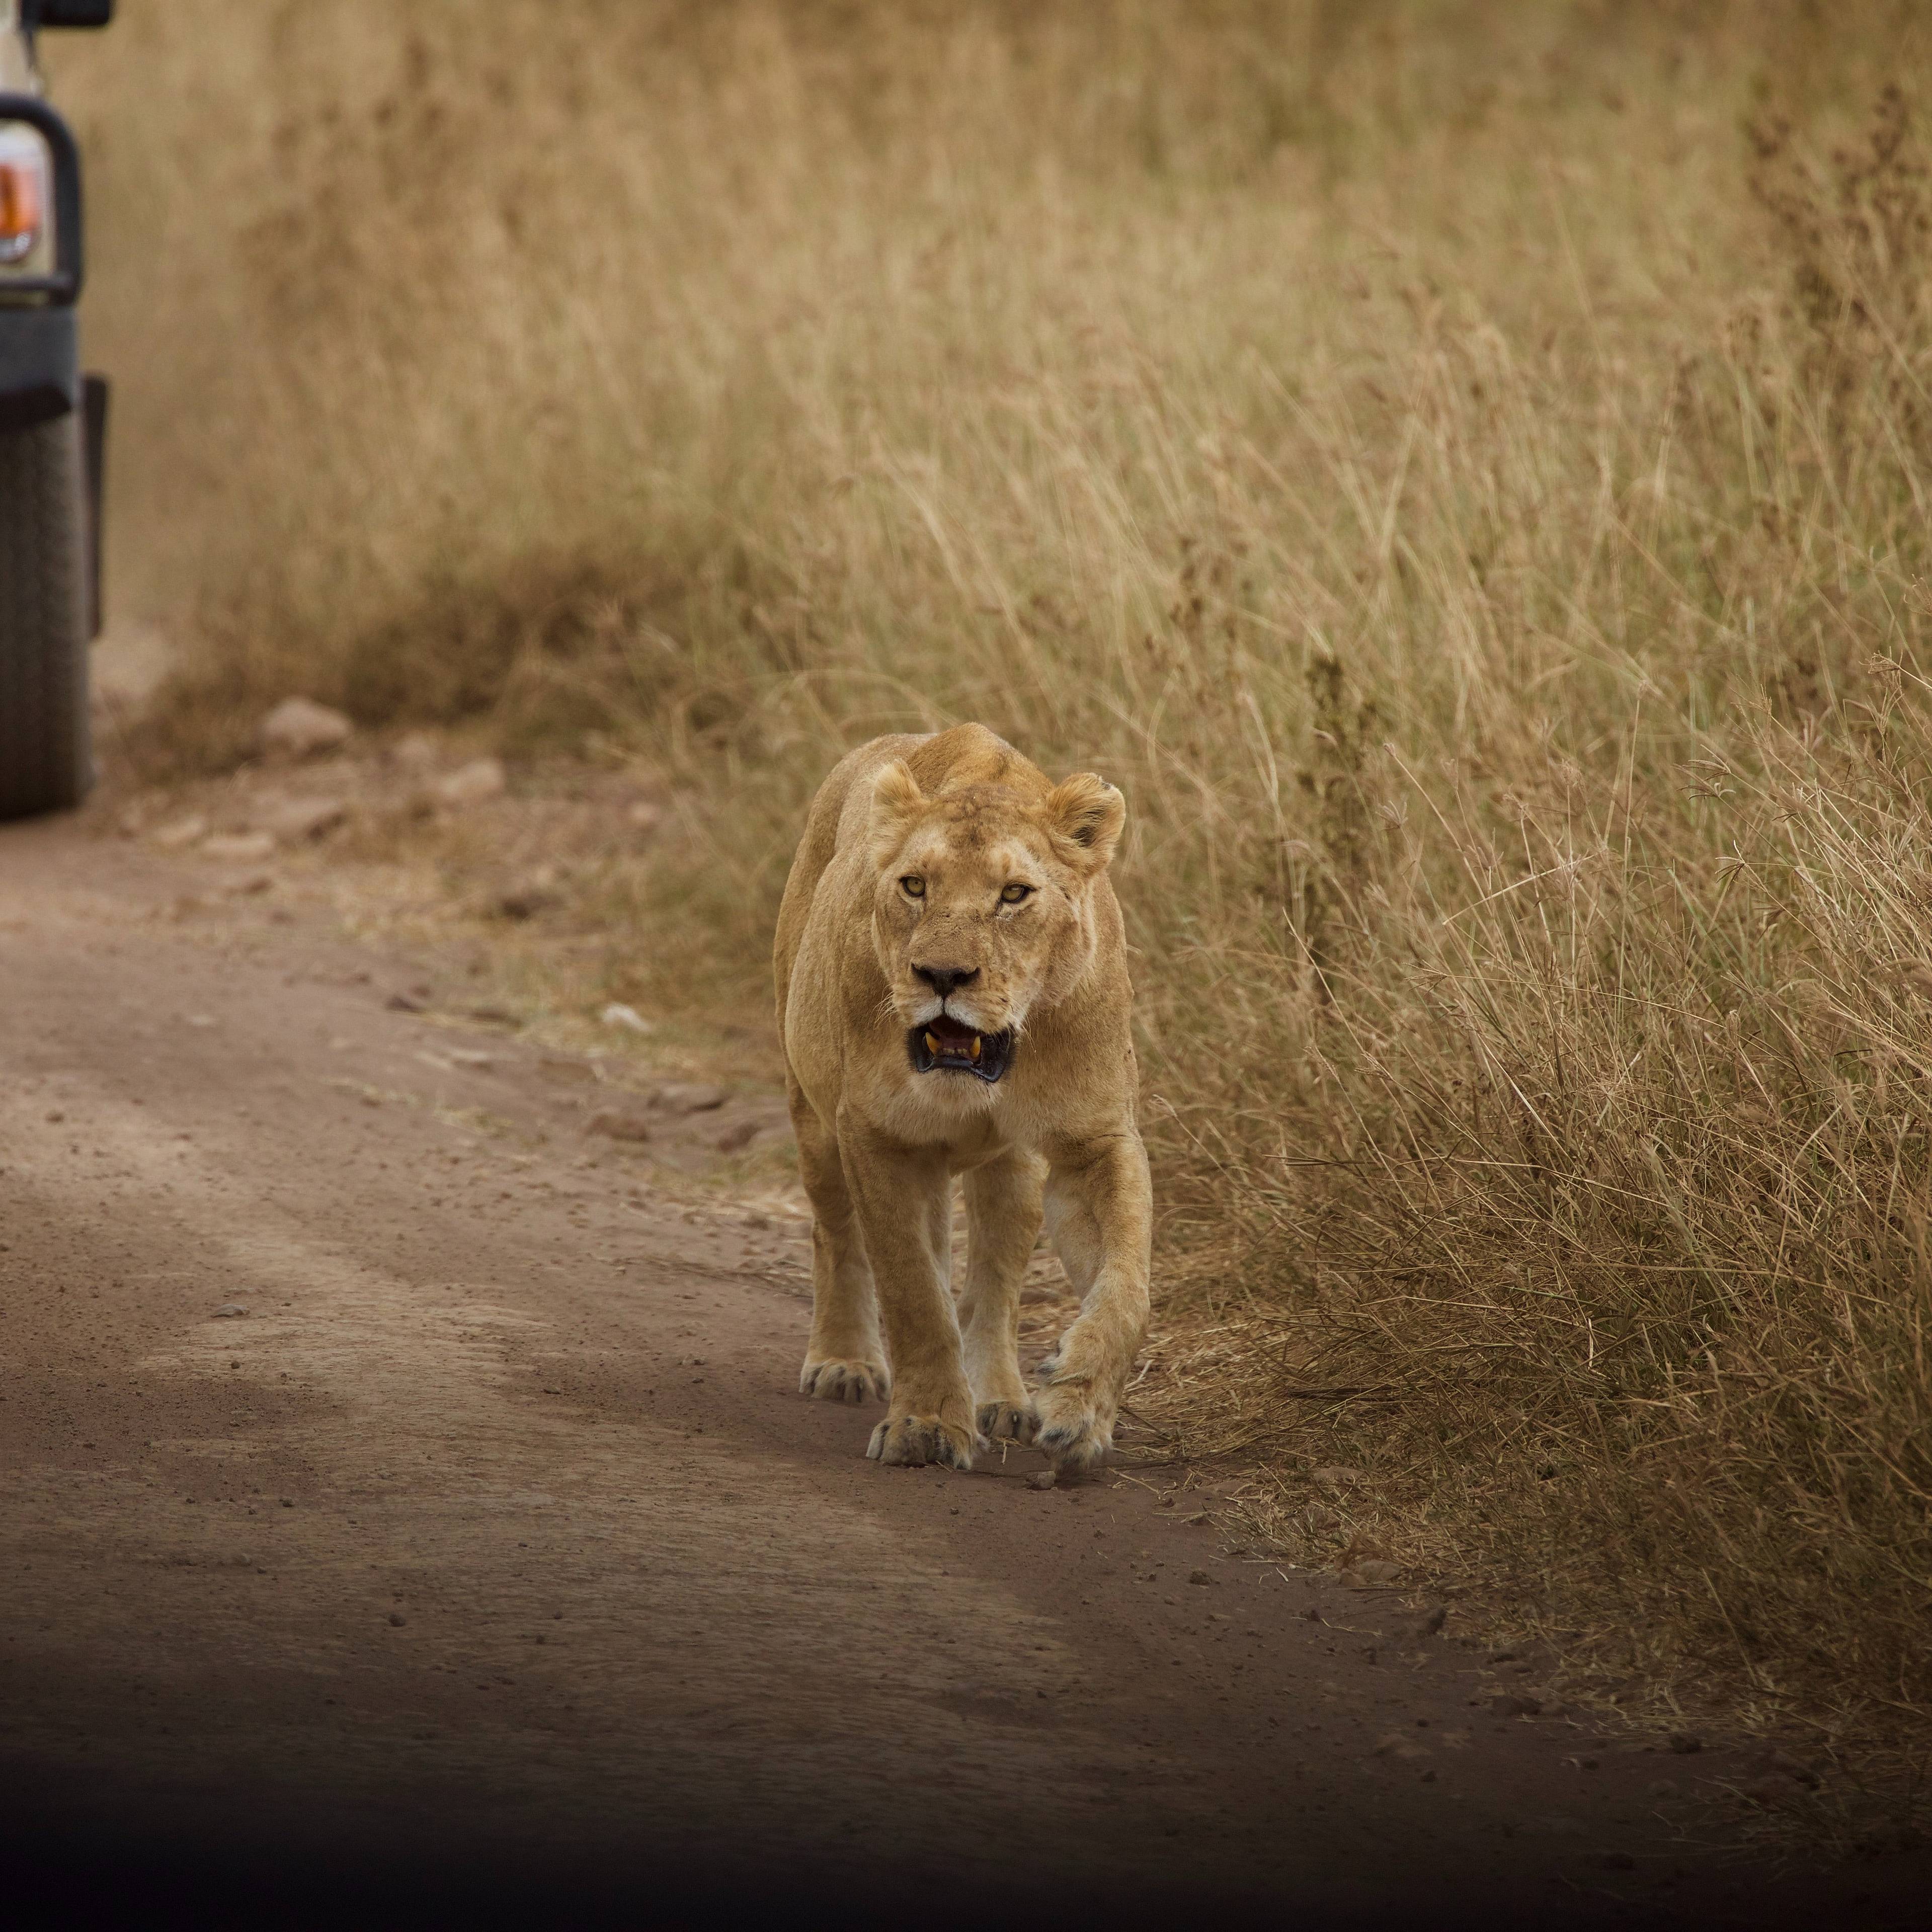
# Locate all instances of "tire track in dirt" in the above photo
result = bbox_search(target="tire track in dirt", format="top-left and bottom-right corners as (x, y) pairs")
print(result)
(0, 1013), (1142, 1884)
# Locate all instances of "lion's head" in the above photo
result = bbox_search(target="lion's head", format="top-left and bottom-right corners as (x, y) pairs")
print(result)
(865, 758), (1125, 1084)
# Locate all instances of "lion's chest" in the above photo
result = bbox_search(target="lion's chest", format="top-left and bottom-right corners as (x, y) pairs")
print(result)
(869, 1078), (1028, 1169)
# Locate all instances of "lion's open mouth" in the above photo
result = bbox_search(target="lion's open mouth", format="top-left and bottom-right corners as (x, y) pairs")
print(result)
(908, 1015), (1013, 1084)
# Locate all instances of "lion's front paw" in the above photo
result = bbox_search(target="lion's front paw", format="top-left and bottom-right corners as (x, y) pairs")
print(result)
(976, 1398), (1038, 1444)
(800, 1356), (891, 1405)
(865, 1413), (977, 1470)
(1032, 1377), (1114, 1475)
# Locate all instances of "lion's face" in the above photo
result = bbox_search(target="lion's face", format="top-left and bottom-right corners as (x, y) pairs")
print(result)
(866, 761), (1125, 1085)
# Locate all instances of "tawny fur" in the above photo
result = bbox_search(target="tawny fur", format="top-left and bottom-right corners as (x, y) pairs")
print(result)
(773, 724), (1153, 1473)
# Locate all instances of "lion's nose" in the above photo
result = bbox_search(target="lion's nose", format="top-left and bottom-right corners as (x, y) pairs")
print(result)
(913, 963), (980, 998)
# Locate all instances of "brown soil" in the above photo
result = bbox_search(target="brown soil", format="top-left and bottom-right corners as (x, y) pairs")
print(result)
(1, 808), (1925, 1929)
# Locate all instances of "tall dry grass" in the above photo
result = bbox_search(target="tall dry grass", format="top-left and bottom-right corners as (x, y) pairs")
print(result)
(56, 2), (1932, 1746)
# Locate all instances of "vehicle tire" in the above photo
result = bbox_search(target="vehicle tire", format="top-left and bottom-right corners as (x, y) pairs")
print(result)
(0, 407), (91, 820)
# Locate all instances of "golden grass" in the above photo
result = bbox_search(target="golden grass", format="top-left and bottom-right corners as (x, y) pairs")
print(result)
(58, 1), (1932, 1758)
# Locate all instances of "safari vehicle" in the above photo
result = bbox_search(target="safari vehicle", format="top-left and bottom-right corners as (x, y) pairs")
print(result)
(0, 0), (111, 820)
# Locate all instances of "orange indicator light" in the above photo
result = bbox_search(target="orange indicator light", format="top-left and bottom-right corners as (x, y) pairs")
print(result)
(0, 155), (44, 263)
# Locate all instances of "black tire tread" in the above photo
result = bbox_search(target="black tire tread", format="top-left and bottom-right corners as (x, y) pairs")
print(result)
(0, 409), (90, 820)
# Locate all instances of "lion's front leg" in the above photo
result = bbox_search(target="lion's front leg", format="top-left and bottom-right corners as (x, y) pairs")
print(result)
(842, 1131), (978, 1470)
(1035, 1133), (1152, 1474)
(961, 1152), (1044, 1444)
(791, 1091), (890, 1405)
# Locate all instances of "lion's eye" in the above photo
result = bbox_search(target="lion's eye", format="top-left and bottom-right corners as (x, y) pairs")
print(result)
(1000, 882), (1033, 904)
(901, 875), (925, 899)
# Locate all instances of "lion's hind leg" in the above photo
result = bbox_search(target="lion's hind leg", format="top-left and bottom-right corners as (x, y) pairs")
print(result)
(791, 1089), (889, 1405)
(960, 1152), (1045, 1445)
(1034, 1136), (1152, 1473)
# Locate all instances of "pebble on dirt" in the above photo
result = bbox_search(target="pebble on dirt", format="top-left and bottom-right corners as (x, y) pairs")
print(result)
(1187, 1569), (1215, 1585)
(1374, 1731), (1431, 1760)
(211, 1304), (249, 1319)
(260, 795), (347, 843)
(587, 1109), (652, 1143)
(259, 696), (354, 761)
(201, 832), (277, 863)
(494, 883), (559, 921)
(650, 1082), (729, 1114)
(390, 731), (439, 773)
(1024, 1470), (1057, 1491)
(1339, 1559), (1403, 1587)
(150, 813), (209, 850)
(1492, 1694), (1543, 1718)
(435, 757), (507, 808)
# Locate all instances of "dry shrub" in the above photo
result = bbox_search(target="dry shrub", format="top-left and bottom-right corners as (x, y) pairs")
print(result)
(53, 3), (1932, 1740)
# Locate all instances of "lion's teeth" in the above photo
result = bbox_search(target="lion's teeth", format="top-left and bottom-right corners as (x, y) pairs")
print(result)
(969, 1035), (982, 1061)
(925, 1031), (940, 1056)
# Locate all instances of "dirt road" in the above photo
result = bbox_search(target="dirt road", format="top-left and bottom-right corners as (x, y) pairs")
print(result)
(0, 812), (1922, 1928)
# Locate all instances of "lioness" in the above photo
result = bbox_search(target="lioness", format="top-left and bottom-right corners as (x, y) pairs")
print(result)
(773, 723), (1151, 1474)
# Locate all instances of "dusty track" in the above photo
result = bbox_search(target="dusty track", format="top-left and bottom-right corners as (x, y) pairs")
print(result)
(1, 813), (1923, 1928)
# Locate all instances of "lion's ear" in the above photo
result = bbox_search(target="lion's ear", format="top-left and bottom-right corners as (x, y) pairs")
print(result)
(1044, 771), (1125, 871)
(868, 759), (927, 858)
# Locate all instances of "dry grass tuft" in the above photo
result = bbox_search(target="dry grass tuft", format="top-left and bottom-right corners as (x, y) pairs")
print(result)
(57, 1), (1932, 1753)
